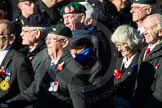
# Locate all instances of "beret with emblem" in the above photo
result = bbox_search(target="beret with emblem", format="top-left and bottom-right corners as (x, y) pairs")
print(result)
(23, 14), (45, 27)
(18, 0), (35, 3)
(47, 23), (72, 38)
(60, 2), (86, 15)
(132, 0), (157, 4)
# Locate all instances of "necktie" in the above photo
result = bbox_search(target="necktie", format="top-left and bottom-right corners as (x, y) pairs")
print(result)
(145, 48), (150, 58)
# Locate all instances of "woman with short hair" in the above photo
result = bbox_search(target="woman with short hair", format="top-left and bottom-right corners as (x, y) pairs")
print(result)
(111, 24), (141, 108)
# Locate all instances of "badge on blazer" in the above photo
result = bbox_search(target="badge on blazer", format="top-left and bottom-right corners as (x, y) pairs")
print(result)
(0, 80), (10, 91)
(49, 81), (59, 92)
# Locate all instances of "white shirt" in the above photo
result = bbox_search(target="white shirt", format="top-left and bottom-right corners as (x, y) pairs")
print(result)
(0, 50), (9, 65)
(137, 27), (144, 35)
(122, 54), (136, 68)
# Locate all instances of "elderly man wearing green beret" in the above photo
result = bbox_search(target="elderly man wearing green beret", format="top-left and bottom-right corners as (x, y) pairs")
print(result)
(60, 2), (87, 30)
(60, 2), (112, 70)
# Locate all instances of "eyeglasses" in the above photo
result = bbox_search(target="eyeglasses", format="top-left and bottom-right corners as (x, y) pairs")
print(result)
(21, 29), (37, 34)
(0, 34), (10, 40)
(115, 43), (127, 48)
(45, 37), (65, 42)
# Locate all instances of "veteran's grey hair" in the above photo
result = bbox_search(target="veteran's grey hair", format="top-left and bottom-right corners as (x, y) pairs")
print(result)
(145, 14), (162, 32)
(111, 25), (141, 49)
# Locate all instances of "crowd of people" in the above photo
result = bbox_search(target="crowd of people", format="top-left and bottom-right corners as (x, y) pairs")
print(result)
(0, 0), (162, 108)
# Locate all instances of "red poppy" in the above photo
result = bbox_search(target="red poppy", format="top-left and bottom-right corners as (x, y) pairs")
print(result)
(69, 6), (75, 12)
(155, 63), (160, 69)
(113, 68), (122, 80)
(57, 62), (64, 71)
(0, 67), (6, 75)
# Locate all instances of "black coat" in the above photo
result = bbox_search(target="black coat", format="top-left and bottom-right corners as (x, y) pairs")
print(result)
(35, 0), (70, 26)
(114, 51), (140, 100)
(5, 51), (113, 108)
(4, 41), (50, 107)
(0, 48), (34, 103)
(35, 51), (88, 108)
(36, 51), (113, 108)
(132, 43), (162, 108)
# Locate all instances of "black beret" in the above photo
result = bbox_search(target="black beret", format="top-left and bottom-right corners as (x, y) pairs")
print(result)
(47, 23), (72, 38)
(132, 0), (157, 4)
(23, 14), (45, 27)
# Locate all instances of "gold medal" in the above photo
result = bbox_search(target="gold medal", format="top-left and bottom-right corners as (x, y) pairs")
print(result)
(0, 80), (10, 91)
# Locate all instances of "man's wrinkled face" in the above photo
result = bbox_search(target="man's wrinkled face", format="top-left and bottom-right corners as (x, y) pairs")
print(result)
(63, 13), (82, 30)
(20, 27), (37, 46)
(143, 19), (159, 44)
(130, 3), (150, 22)
(45, 34), (65, 57)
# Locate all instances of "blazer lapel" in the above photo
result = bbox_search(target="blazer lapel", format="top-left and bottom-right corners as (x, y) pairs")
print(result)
(1, 49), (14, 68)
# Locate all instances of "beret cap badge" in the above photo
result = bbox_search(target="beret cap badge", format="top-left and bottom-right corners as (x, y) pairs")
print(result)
(64, 6), (75, 14)
(60, 2), (86, 15)
(64, 7), (70, 14)
(52, 28), (56, 31)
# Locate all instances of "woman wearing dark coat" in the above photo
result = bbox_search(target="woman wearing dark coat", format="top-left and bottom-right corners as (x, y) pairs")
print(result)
(111, 25), (141, 108)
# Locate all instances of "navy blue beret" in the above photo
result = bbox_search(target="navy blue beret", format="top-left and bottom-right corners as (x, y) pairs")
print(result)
(23, 14), (45, 27)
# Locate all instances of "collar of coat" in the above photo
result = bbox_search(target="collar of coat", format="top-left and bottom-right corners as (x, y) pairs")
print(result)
(142, 41), (162, 60)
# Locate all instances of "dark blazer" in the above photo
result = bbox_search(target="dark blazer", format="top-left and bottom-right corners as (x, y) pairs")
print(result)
(4, 56), (51, 108)
(132, 43), (162, 108)
(0, 48), (34, 103)
(114, 51), (140, 101)
(5, 51), (113, 108)
(35, 51), (89, 108)
(26, 40), (49, 76)
(4, 41), (50, 107)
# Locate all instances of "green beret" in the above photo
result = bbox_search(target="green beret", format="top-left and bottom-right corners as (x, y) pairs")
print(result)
(48, 23), (72, 38)
(60, 2), (86, 15)
(18, 0), (35, 3)
(132, 0), (157, 4)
